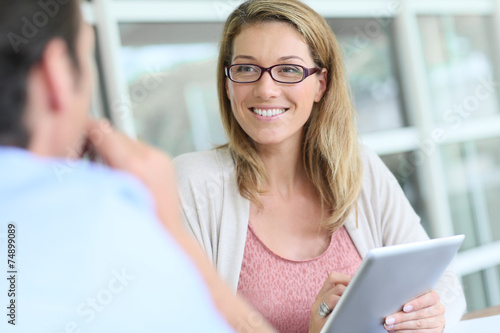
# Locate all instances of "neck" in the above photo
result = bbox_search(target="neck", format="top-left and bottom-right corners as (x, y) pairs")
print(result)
(27, 120), (57, 157)
(256, 130), (309, 194)
(26, 114), (75, 158)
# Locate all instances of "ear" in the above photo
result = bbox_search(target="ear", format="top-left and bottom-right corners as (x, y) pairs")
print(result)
(225, 77), (233, 101)
(314, 68), (328, 103)
(40, 38), (74, 114)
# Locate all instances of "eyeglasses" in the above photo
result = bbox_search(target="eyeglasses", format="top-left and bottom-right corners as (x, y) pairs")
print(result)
(225, 64), (320, 84)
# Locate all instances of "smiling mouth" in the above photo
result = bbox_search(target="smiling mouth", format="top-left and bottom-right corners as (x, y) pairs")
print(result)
(251, 107), (289, 117)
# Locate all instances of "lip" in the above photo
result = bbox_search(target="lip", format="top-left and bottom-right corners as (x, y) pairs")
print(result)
(249, 106), (289, 121)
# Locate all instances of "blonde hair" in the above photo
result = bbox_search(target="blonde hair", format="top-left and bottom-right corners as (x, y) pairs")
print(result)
(217, 0), (362, 232)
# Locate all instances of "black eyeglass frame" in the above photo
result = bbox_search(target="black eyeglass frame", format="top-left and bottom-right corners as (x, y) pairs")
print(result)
(224, 63), (321, 84)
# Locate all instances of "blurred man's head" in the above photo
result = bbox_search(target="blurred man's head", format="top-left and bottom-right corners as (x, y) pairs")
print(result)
(0, 0), (94, 156)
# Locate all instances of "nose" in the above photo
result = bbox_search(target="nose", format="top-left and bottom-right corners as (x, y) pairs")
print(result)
(253, 71), (281, 100)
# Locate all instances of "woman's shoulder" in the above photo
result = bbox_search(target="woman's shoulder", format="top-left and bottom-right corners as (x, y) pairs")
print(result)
(174, 149), (218, 169)
(359, 145), (384, 171)
(358, 144), (398, 187)
(173, 147), (234, 185)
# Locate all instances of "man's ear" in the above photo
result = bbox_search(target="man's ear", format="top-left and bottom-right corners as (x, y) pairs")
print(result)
(314, 68), (328, 103)
(39, 38), (74, 114)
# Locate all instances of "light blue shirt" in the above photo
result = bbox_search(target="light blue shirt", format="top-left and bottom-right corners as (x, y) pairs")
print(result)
(0, 147), (233, 333)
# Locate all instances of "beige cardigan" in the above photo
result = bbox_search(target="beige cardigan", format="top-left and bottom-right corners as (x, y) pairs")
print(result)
(174, 146), (466, 330)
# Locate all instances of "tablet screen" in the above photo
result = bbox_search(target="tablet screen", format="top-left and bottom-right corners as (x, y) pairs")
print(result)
(321, 235), (465, 333)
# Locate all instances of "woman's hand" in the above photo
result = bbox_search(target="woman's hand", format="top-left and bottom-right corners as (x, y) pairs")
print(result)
(308, 272), (351, 333)
(384, 290), (445, 333)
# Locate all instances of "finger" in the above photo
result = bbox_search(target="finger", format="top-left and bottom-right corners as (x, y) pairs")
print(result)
(316, 272), (351, 298)
(384, 313), (443, 331)
(385, 316), (444, 332)
(395, 303), (444, 323)
(79, 137), (92, 159)
(384, 304), (445, 331)
(318, 296), (340, 318)
(324, 284), (347, 309)
(86, 119), (134, 168)
(385, 291), (441, 324)
(85, 119), (114, 162)
(314, 284), (347, 321)
(403, 291), (440, 313)
(86, 119), (113, 145)
(386, 329), (438, 333)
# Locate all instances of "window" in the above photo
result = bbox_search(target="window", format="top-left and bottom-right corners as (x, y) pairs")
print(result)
(418, 16), (499, 124)
(330, 18), (408, 133)
(119, 23), (225, 156)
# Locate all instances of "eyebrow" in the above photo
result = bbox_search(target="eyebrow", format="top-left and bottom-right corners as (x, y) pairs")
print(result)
(233, 55), (306, 62)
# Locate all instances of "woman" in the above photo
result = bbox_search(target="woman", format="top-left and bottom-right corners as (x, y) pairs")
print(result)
(174, 0), (466, 332)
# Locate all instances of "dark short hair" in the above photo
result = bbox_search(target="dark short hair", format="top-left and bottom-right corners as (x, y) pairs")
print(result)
(0, 0), (81, 147)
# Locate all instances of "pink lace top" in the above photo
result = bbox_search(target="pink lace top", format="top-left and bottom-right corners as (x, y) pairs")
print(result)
(237, 223), (362, 333)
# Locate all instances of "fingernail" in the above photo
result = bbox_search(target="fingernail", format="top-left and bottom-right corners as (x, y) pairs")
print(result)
(403, 304), (413, 312)
(385, 317), (395, 325)
(384, 324), (394, 330)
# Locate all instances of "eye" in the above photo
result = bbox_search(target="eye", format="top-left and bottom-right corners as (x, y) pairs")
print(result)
(235, 65), (258, 73)
(278, 65), (302, 74)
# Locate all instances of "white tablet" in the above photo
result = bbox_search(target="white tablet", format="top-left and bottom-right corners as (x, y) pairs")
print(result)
(320, 235), (465, 333)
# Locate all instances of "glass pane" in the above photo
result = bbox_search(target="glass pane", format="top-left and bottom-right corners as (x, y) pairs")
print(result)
(442, 138), (500, 249)
(418, 16), (499, 124)
(462, 271), (488, 312)
(498, 264), (500, 294)
(119, 23), (225, 156)
(441, 143), (479, 251)
(476, 138), (500, 243)
(328, 18), (407, 133)
(380, 152), (430, 234)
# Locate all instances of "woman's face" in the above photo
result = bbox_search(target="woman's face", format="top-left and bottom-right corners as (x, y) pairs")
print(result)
(226, 21), (327, 148)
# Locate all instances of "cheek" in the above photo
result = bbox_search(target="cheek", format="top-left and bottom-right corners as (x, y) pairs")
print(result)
(296, 83), (318, 106)
(228, 85), (249, 110)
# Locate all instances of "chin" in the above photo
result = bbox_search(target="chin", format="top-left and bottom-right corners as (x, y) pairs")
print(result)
(252, 137), (286, 147)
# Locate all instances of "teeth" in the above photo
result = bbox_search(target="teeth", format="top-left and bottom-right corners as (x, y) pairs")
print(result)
(252, 108), (286, 117)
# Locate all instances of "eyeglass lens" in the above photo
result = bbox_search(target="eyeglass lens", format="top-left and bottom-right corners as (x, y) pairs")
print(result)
(229, 64), (305, 83)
